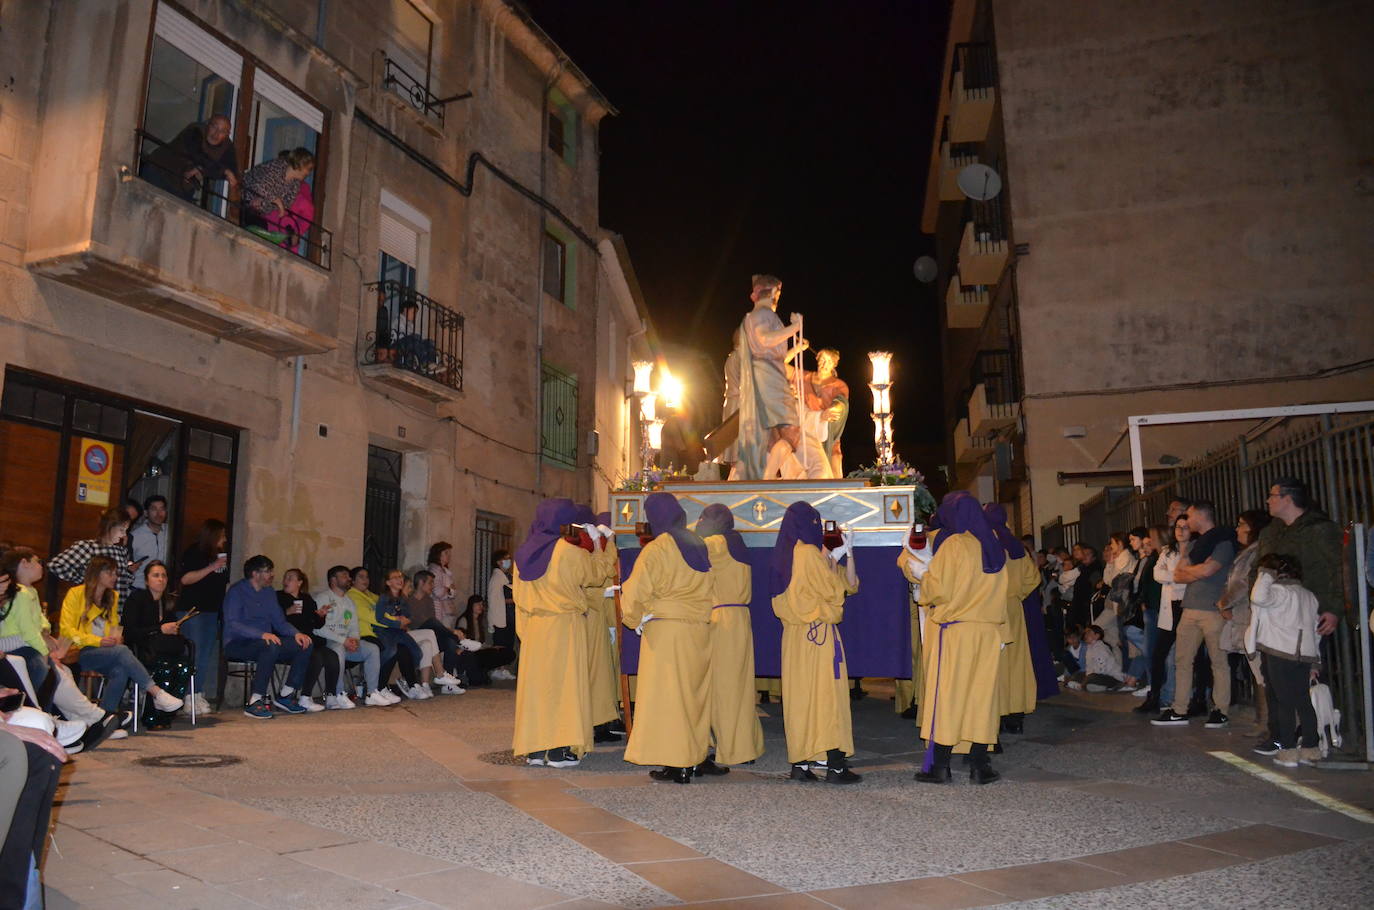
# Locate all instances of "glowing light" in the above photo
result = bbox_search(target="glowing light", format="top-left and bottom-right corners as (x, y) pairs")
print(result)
(632, 361), (653, 396)
(871, 387), (891, 415)
(868, 351), (893, 387)
(640, 393), (657, 422)
(660, 367), (684, 411)
(646, 419), (665, 450)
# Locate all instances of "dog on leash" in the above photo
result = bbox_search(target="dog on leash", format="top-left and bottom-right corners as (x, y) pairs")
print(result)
(1309, 682), (1342, 757)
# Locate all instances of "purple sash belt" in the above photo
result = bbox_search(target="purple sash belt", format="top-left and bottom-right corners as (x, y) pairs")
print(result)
(807, 620), (846, 679)
(920, 619), (961, 773)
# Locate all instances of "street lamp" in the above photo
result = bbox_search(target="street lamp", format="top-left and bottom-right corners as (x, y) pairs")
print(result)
(868, 351), (894, 467)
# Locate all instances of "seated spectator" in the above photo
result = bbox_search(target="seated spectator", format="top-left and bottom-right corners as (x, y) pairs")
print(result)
(48, 507), (135, 602)
(241, 148), (314, 235)
(120, 561), (195, 729)
(376, 570), (432, 700)
(140, 113), (242, 201)
(276, 569), (330, 713)
(1061, 626), (1084, 676)
(222, 555), (314, 719)
(0, 551), (50, 690)
(1247, 554), (1321, 767)
(1065, 625), (1136, 692)
(407, 570), (467, 694)
(59, 557), (183, 718)
(427, 542), (458, 629)
(456, 596), (513, 687)
(349, 567), (422, 700)
(0, 714), (66, 907)
(315, 566), (392, 707)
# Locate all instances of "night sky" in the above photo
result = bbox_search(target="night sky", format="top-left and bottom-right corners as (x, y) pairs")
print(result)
(524, 0), (951, 470)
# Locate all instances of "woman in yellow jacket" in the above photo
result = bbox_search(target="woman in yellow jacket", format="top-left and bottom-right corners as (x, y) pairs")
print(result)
(61, 556), (183, 715)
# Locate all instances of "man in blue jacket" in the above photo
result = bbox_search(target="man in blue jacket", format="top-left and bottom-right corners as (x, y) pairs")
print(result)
(223, 555), (314, 718)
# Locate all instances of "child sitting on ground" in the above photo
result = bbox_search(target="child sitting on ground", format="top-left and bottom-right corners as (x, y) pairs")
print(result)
(1065, 624), (1136, 692)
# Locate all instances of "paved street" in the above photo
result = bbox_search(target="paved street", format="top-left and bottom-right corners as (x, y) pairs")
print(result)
(43, 681), (1374, 909)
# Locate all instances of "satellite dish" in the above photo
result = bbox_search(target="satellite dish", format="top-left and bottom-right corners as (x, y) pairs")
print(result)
(912, 256), (937, 284)
(957, 163), (1002, 201)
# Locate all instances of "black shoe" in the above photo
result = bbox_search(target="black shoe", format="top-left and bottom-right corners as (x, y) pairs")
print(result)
(759, 693), (771, 704)
(1151, 710), (1190, 726)
(900, 703), (919, 720)
(694, 758), (730, 776)
(850, 685), (867, 701)
(81, 713), (121, 750)
(969, 764), (1001, 785)
(1000, 716), (1024, 735)
(649, 766), (692, 784)
(1133, 698), (1159, 714)
(991, 742), (1004, 755)
(914, 765), (952, 784)
(825, 766), (862, 784)
(1186, 702), (1208, 718)
(789, 763), (818, 781)
(593, 724), (618, 744)
(545, 747), (580, 768)
(389, 684), (408, 700)
(1204, 710), (1229, 729)
(1252, 738), (1281, 756)
(607, 719), (627, 736)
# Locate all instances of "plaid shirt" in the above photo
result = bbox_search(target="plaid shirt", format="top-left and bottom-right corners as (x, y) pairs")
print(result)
(47, 539), (134, 600)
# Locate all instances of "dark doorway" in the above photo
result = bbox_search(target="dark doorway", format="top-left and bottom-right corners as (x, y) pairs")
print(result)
(362, 444), (402, 582)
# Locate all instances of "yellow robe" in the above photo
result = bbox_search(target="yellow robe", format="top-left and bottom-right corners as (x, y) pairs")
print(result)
(585, 541), (621, 725)
(997, 554), (1043, 716)
(917, 532), (1010, 748)
(704, 536), (765, 764)
(511, 541), (594, 757)
(620, 535), (714, 767)
(772, 542), (859, 764)
(893, 550), (926, 714)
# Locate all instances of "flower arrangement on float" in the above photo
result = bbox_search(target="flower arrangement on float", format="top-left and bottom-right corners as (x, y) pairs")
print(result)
(615, 466), (692, 492)
(846, 458), (936, 514)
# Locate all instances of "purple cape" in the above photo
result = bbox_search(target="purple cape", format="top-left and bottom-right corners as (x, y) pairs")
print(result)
(572, 504), (596, 526)
(596, 511), (612, 527)
(514, 498), (577, 582)
(643, 492), (710, 572)
(770, 501), (824, 596)
(930, 492), (1006, 574)
(982, 503), (1026, 559)
(695, 502), (750, 565)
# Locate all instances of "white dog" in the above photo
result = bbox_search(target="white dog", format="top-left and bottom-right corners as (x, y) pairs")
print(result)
(1308, 682), (1342, 758)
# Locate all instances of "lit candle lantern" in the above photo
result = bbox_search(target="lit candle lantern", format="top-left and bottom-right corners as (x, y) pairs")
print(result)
(632, 361), (654, 396)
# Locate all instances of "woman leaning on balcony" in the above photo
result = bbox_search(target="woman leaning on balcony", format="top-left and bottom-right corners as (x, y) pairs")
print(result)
(241, 148), (315, 242)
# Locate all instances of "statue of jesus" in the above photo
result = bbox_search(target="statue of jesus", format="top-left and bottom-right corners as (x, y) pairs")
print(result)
(733, 274), (808, 480)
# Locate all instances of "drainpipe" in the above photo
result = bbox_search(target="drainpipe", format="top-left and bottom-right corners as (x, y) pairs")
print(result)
(533, 57), (565, 494)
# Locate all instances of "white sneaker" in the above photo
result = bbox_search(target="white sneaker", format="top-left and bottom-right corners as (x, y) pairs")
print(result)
(108, 728), (129, 740)
(55, 718), (86, 747)
(440, 683), (466, 695)
(1132, 686), (1151, 697)
(381, 689), (403, 705)
(327, 694), (357, 710)
(407, 684), (432, 700)
(364, 690), (393, 707)
(490, 668), (515, 681)
(1066, 680), (1084, 691)
(151, 690), (184, 713)
(433, 672), (458, 686)
(296, 695), (326, 713)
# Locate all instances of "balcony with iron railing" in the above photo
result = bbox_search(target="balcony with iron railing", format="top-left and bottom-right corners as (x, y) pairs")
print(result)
(360, 281), (465, 401)
(968, 348), (1021, 436)
(382, 57), (448, 126)
(954, 417), (996, 465)
(949, 42), (998, 143)
(957, 195), (1010, 286)
(945, 270), (990, 330)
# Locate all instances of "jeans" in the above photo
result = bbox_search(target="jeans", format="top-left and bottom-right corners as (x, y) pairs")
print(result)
(418, 618), (464, 675)
(1173, 609), (1229, 715)
(78, 645), (154, 712)
(1142, 606), (1160, 686)
(367, 629), (420, 687)
(8, 648), (47, 691)
(1263, 651), (1319, 748)
(329, 639), (381, 693)
(1122, 625), (1148, 682)
(223, 636), (312, 697)
(178, 611), (220, 699)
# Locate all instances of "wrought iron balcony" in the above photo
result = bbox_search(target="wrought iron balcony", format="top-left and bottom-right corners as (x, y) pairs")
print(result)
(949, 42), (998, 143)
(361, 281), (465, 399)
(958, 196), (1010, 286)
(383, 57), (446, 126)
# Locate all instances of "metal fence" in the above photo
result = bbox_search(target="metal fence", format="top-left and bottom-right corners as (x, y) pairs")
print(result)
(361, 281), (465, 391)
(953, 42), (998, 94)
(383, 57), (447, 125)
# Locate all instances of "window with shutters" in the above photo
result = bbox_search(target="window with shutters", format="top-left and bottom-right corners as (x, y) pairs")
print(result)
(546, 87), (576, 166)
(541, 226), (576, 309)
(540, 363), (578, 470)
(135, 1), (332, 266)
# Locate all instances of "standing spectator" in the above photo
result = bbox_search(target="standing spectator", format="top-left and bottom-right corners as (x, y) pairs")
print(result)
(1153, 501), (1237, 729)
(1140, 517), (1192, 714)
(427, 542), (458, 629)
(120, 561), (195, 729)
(1259, 476), (1342, 636)
(314, 566), (391, 707)
(1119, 528), (1152, 689)
(59, 557), (183, 717)
(176, 519), (229, 714)
(1098, 532), (1137, 649)
(1130, 526), (1167, 709)
(277, 569), (332, 712)
(221, 556), (313, 718)
(1219, 510), (1272, 735)
(1247, 554), (1322, 767)
(128, 495), (171, 590)
(1068, 543), (1102, 632)
(121, 499), (144, 528)
(141, 114), (242, 201)
(486, 549), (517, 678)
(48, 507), (135, 601)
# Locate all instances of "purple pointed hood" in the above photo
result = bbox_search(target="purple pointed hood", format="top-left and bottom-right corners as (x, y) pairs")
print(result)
(982, 503), (1026, 559)
(695, 502), (750, 565)
(770, 501), (824, 596)
(514, 498), (577, 582)
(930, 492), (1006, 574)
(644, 492), (710, 572)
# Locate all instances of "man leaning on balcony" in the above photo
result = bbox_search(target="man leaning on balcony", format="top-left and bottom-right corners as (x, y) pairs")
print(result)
(142, 114), (242, 202)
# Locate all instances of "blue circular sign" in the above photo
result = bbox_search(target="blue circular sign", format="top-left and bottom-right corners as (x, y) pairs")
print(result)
(84, 445), (110, 475)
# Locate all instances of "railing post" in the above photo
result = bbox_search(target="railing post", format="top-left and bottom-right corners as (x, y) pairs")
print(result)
(1321, 414), (1341, 525)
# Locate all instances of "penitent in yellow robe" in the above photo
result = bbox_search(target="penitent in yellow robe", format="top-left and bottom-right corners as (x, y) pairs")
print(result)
(997, 554), (1044, 716)
(621, 535), (715, 768)
(917, 532), (1010, 748)
(512, 540), (595, 758)
(704, 535), (765, 764)
(585, 541), (621, 726)
(772, 542), (860, 764)
(893, 549), (926, 715)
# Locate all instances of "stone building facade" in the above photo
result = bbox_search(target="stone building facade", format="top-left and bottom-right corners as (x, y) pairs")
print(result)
(0, 0), (653, 600)
(923, 0), (1374, 535)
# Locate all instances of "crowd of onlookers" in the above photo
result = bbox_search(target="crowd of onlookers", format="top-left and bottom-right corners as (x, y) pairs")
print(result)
(1035, 476), (1342, 769)
(1, 500), (520, 905)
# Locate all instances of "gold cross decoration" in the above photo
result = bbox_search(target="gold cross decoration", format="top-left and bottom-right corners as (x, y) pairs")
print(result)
(753, 499), (768, 522)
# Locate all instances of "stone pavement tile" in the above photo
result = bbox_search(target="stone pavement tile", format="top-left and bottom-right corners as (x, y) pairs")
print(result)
(213, 815), (360, 853)
(183, 798), (281, 828)
(810, 876), (1006, 909)
(624, 857), (780, 901)
(44, 882), (171, 910)
(566, 773), (653, 789)
(148, 840), (311, 884)
(86, 818), (233, 855)
(497, 788), (598, 810)
(226, 867), (419, 909)
(1067, 780), (1182, 805)
(115, 868), (267, 909)
(293, 839), (456, 883)
(997, 768), (1083, 786)
(950, 858), (1129, 900)
(47, 825), (161, 880)
(52, 796), (172, 830)
(663, 894), (836, 909)
(1269, 809), (1374, 841)
(466, 778), (575, 794)
(386, 866), (570, 909)
(526, 806), (643, 835)
(536, 900), (621, 909)
(571, 829), (703, 863)
(1182, 823), (1340, 860)
(1069, 840), (1240, 882)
